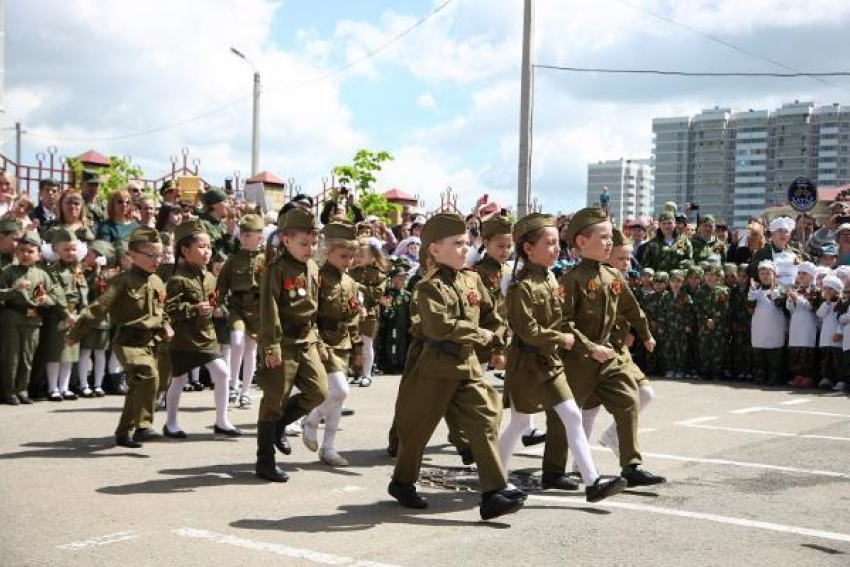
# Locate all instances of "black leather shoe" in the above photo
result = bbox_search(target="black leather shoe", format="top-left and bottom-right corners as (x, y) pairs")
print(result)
(115, 434), (142, 449)
(502, 486), (528, 502)
(541, 473), (580, 491)
(132, 428), (162, 443)
(3, 395), (20, 406)
(256, 462), (289, 483)
(162, 425), (188, 439)
(17, 395), (33, 405)
(480, 489), (525, 521)
(621, 466), (667, 487)
(341, 407), (355, 417)
(459, 447), (475, 466)
(388, 480), (428, 509)
(585, 476), (627, 503)
(521, 429), (546, 447)
(214, 425), (243, 437)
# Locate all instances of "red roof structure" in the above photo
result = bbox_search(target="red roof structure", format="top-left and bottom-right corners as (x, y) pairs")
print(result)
(75, 149), (110, 166)
(247, 171), (285, 186)
(384, 187), (417, 204)
(817, 184), (850, 202)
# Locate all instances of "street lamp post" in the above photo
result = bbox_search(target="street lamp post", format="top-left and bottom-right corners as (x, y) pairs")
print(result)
(231, 47), (261, 177)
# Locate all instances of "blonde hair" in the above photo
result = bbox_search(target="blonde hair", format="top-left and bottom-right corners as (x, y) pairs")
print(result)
(107, 189), (133, 222)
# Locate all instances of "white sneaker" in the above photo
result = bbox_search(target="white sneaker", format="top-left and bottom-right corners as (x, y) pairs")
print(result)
(301, 418), (319, 452)
(319, 447), (348, 467)
(285, 422), (302, 436)
(834, 381), (847, 392)
(599, 429), (620, 461)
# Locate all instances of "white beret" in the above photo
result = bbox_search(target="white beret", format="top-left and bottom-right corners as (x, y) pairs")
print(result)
(769, 216), (795, 233)
(823, 275), (845, 293)
(797, 261), (817, 277)
(758, 259), (777, 273)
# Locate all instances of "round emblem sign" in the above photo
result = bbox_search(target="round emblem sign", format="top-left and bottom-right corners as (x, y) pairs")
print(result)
(787, 177), (817, 212)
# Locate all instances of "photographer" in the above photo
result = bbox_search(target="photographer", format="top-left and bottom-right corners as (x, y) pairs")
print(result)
(807, 201), (850, 257)
(319, 187), (364, 226)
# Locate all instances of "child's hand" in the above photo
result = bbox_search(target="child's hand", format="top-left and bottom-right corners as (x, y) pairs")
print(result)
(591, 345), (615, 363)
(834, 333), (843, 343)
(197, 302), (213, 317)
(162, 324), (175, 340)
(212, 307), (224, 318)
(624, 332), (635, 348)
(563, 333), (575, 350)
(265, 351), (282, 368)
(750, 280), (759, 290)
(14, 278), (30, 291)
(490, 354), (506, 370)
(644, 338), (656, 352)
(479, 328), (494, 344)
(34, 294), (48, 306)
(318, 345), (329, 362)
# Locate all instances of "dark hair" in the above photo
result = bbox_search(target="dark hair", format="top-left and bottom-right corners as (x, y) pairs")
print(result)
(155, 202), (178, 232)
(512, 226), (549, 281)
(173, 233), (204, 273)
(39, 178), (60, 191)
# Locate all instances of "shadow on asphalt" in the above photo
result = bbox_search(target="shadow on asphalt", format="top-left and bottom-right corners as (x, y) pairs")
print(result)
(230, 492), (515, 532)
(97, 463), (262, 495)
(50, 406), (215, 414)
(0, 437), (152, 460)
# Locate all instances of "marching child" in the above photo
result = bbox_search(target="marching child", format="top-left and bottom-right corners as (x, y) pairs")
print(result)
(301, 220), (361, 467)
(350, 239), (388, 387)
(748, 260), (787, 386)
(163, 220), (240, 438)
(77, 240), (115, 397)
(377, 264), (412, 374)
(786, 262), (820, 388)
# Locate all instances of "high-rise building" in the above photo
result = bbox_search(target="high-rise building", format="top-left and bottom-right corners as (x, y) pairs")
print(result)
(652, 101), (850, 227)
(586, 158), (654, 224)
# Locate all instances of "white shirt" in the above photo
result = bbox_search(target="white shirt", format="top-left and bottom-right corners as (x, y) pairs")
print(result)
(773, 249), (798, 287)
(748, 288), (787, 349)
(817, 301), (842, 348)
(786, 291), (817, 348)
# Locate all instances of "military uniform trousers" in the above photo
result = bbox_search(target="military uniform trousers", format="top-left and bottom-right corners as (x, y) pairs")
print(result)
(698, 327), (726, 377)
(392, 370), (506, 493)
(113, 343), (160, 436)
(0, 319), (41, 399)
(564, 353), (642, 468)
(257, 342), (328, 423)
(155, 341), (172, 399)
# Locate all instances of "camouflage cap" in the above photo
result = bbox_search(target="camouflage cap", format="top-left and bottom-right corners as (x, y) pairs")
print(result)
(389, 264), (410, 278)
(0, 217), (23, 234)
(669, 269), (685, 281)
(662, 201), (678, 214)
(47, 226), (78, 244)
(18, 231), (42, 247)
(239, 213), (264, 232)
(88, 240), (115, 261)
(687, 266), (704, 278)
(640, 267), (655, 277)
(704, 263), (722, 276)
(737, 263), (750, 273)
(129, 226), (162, 245)
(322, 220), (357, 241)
(481, 215), (513, 239)
(202, 187), (227, 206)
(679, 259), (695, 270)
(563, 207), (607, 245)
(654, 271), (669, 282)
(513, 213), (556, 244)
(723, 262), (737, 275)
(699, 214), (716, 225)
(658, 211), (675, 222)
(279, 208), (318, 232)
(173, 220), (205, 244)
(421, 212), (466, 250)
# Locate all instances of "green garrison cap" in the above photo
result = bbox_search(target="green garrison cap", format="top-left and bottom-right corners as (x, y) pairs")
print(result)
(322, 220), (357, 241)
(563, 207), (607, 244)
(421, 212), (466, 250)
(658, 211), (675, 222)
(612, 227), (628, 247)
(640, 267), (655, 277)
(687, 266), (704, 278)
(723, 262), (737, 275)
(47, 226), (77, 244)
(704, 263), (722, 276)
(88, 240), (115, 261)
(239, 213), (264, 232)
(699, 214), (716, 225)
(129, 226), (162, 245)
(654, 271), (669, 283)
(481, 215), (513, 239)
(202, 187), (227, 206)
(173, 220), (205, 244)
(0, 217), (23, 233)
(18, 231), (42, 247)
(669, 269), (685, 281)
(512, 213), (556, 243)
(738, 263), (750, 273)
(279, 207), (318, 232)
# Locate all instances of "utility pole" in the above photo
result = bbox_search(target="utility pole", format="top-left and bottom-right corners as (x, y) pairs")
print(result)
(231, 47), (261, 177)
(516, 0), (534, 217)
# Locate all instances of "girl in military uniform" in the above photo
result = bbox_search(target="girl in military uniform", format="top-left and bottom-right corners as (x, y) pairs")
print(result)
(77, 240), (115, 397)
(217, 214), (266, 409)
(350, 239), (387, 386)
(43, 228), (87, 401)
(300, 221), (361, 467)
(210, 251), (231, 389)
(498, 213), (627, 502)
(163, 220), (240, 438)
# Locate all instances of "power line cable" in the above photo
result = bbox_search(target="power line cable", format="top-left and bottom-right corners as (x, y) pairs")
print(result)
(534, 65), (850, 77)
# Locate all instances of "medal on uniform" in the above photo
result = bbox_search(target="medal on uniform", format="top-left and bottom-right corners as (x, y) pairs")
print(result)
(297, 288), (307, 297)
(611, 280), (623, 295)
(294, 274), (307, 298)
(284, 276), (294, 298)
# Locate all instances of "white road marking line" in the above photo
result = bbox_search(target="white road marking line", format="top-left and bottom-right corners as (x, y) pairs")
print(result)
(529, 495), (850, 544)
(57, 531), (138, 550)
(676, 416), (719, 425)
(779, 399), (812, 405)
(729, 407), (763, 414)
(174, 528), (400, 567)
(677, 418), (850, 442)
(731, 407), (850, 419)
(639, 428), (658, 433)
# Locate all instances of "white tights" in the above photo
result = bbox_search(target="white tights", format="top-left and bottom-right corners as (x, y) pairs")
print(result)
(360, 335), (374, 379)
(229, 330), (258, 394)
(303, 370), (349, 450)
(581, 384), (655, 445)
(108, 351), (123, 375)
(166, 358), (233, 432)
(78, 349), (107, 389)
(46, 362), (75, 394)
(499, 400), (599, 485)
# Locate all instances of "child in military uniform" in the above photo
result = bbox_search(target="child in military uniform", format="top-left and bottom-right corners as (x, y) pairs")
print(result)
(643, 271), (668, 375)
(217, 213), (266, 409)
(300, 220), (361, 467)
(0, 218), (23, 268)
(559, 207), (666, 488)
(659, 270), (693, 378)
(695, 264), (730, 381)
(786, 262), (820, 388)
(67, 227), (172, 447)
(0, 232), (58, 405)
(684, 266), (704, 378)
(255, 208), (327, 483)
(377, 264), (411, 374)
(389, 213), (525, 521)
(748, 260), (788, 385)
(43, 228), (88, 401)
(728, 264), (753, 380)
(499, 213), (627, 501)
(350, 240), (388, 386)
(77, 240), (116, 397)
(210, 252), (231, 390)
(163, 220), (240, 438)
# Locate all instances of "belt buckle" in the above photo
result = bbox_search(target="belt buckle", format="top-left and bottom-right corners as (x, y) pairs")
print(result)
(26, 308), (37, 318)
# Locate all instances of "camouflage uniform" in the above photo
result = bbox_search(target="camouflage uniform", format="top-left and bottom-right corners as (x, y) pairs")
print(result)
(657, 285), (694, 375)
(642, 273), (667, 375)
(727, 266), (754, 379)
(641, 233), (694, 274)
(694, 269), (730, 380)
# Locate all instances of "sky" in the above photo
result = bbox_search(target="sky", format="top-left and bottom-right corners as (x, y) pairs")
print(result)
(5, 0), (850, 214)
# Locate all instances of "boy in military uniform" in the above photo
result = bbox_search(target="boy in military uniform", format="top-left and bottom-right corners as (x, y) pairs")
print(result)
(217, 213), (266, 409)
(559, 207), (665, 487)
(694, 264), (730, 380)
(642, 271), (668, 375)
(728, 264), (753, 380)
(0, 232), (58, 404)
(256, 208), (328, 483)
(350, 239), (387, 386)
(0, 218), (23, 268)
(67, 227), (172, 447)
(658, 270), (693, 378)
(684, 266), (704, 377)
(377, 264), (411, 374)
(77, 240), (116, 397)
(389, 213), (525, 521)
(301, 220), (362, 467)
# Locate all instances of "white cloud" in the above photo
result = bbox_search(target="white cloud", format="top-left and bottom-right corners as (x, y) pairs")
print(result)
(417, 91), (436, 109)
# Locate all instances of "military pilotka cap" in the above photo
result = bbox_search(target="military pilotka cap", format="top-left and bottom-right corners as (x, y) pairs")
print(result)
(654, 271), (669, 283)
(513, 213), (555, 243)
(687, 266), (704, 278)
(0, 217), (23, 233)
(48, 226), (78, 244)
(239, 213), (264, 232)
(669, 269), (685, 281)
(612, 227), (627, 247)
(322, 220), (356, 241)
(481, 215), (513, 239)
(202, 187), (227, 206)
(421, 212), (466, 250)
(640, 267), (655, 277)
(18, 231), (42, 247)
(279, 208), (318, 231)
(89, 240), (115, 261)
(129, 226), (162, 245)
(658, 211), (675, 222)
(173, 220), (205, 243)
(737, 263), (749, 273)
(704, 264), (722, 276)
(699, 215), (716, 225)
(563, 207), (606, 245)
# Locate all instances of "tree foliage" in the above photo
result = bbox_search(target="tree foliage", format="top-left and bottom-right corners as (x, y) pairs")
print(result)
(67, 155), (145, 200)
(333, 148), (398, 220)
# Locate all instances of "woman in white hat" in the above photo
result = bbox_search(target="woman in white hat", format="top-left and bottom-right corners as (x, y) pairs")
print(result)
(748, 216), (804, 287)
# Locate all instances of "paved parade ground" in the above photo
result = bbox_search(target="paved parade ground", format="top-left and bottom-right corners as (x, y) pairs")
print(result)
(2, 374), (849, 567)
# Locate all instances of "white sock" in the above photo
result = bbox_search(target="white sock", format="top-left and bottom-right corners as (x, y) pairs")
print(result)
(639, 385), (655, 412)
(582, 406), (602, 439)
(321, 371), (349, 450)
(522, 413), (538, 436)
(78, 349), (92, 390)
(498, 406), (532, 472)
(46, 362), (60, 393)
(93, 350), (107, 388)
(166, 374), (187, 432)
(240, 336), (258, 395)
(229, 330), (245, 390)
(361, 335), (374, 378)
(58, 362), (74, 393)
(190, 368), (200, 383)
(208, 358), (234, 430)
(108, 352), (123, 375)
(554, 400), (599, 485)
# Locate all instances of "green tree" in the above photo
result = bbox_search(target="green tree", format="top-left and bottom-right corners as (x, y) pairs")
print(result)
(67, 155), (145, 200)
(333, 149), (398, 220)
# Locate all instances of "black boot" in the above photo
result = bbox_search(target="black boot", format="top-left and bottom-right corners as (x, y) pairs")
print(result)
(388, 480), (428, 509)
(274, 395), (309, 455)
(256, 421), (289, 483)
(479, 489), (525, 521)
